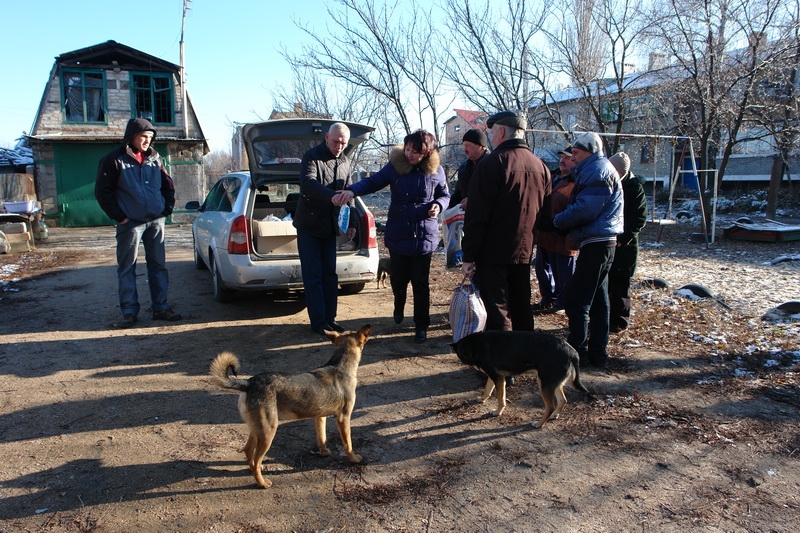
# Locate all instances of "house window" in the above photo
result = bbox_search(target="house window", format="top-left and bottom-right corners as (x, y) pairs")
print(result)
(454, 124), (461, 133)
(600, 101), (619, 123)
(131, 73), (174, 125)
(62, 70), (106, 123)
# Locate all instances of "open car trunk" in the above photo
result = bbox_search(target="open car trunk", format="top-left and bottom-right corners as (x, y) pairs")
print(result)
(248, 188), (369, 258)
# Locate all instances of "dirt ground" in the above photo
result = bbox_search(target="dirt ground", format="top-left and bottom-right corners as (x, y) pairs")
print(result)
(1, 218), (799, 533)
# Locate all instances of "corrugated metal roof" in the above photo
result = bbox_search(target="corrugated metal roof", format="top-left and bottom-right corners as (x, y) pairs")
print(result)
(0, 138), (34, 172)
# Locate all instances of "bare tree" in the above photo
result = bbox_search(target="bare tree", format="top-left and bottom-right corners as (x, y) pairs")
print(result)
(282, 0), (451, 144)
(271, 63), (396, 148)
(203, 149), (233, 188)
(541, 0), (655, 153)
(441, 0), (551, 115)
(746, 2), (800, 217)
(647, 0), (796, 199)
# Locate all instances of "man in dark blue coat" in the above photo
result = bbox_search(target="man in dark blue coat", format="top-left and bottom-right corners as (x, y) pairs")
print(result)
(95, 118), (180, 329)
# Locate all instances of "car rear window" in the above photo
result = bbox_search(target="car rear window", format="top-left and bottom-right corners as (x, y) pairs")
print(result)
(252, 139), (316, 165)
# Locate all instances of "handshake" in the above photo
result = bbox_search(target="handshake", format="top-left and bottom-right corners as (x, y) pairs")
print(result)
(331, 190), (354, 206)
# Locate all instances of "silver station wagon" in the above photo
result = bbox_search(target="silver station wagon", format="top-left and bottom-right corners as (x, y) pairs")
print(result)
(184, 118), (379, 302)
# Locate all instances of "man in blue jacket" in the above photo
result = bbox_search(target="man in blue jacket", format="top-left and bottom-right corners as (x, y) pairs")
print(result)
(552, 132), (623, 367)
(95, 118), (180, 329)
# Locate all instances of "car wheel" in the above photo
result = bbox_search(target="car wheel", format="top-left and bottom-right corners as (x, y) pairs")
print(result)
(340, 282), (366, 295)
(193, 237), (207, 270)
(211, 254), (236, 302)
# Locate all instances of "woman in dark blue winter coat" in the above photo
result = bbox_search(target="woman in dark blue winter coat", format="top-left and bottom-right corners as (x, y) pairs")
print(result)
(335, 130), (450, 343)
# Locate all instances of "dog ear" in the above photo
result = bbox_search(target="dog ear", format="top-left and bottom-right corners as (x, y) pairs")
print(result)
(357, 324), (371, 341)
(324, 330), (339, 343)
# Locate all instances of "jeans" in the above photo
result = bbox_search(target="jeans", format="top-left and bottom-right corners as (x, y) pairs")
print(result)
(116, 218), (170, 316)
(297, 230), (338, 331)
(534, 246), (576, 308)
(564, 243), (615, 364)
(389, 251), (432, 331)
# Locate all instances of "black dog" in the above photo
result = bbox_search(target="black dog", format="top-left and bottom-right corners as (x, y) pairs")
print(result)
(376, 257), (391, 289)
(452, 331), (589, 428)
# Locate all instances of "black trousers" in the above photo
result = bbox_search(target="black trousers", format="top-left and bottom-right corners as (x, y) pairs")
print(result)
(564, 242), (615, 365)
(389, 251), (432, 331)
(608, 273), (632, 331)
(476, 263), (534, 332)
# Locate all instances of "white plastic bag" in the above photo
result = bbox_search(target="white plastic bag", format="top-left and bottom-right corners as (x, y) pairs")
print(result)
(449, 275), (487, 343)
(441, 205), (465, 270)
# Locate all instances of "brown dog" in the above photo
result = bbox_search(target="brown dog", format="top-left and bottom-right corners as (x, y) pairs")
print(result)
(209, 324), (371, 488)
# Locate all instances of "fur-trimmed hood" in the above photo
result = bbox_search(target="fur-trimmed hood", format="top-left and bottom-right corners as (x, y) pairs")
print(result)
(388, 145), (441, 176)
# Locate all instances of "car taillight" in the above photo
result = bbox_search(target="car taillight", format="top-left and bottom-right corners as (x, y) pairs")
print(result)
(363, 210), (378, 249)
(228, 215), (250, 254)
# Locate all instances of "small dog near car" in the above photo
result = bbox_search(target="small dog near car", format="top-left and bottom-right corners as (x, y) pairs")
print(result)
(209, 324), (371, 488)
(451, 330), (589, 428)
(376, 257), (391, 289)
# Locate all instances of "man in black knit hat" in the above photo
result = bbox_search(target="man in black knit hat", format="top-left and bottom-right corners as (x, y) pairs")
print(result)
(448, 128), (489, 210)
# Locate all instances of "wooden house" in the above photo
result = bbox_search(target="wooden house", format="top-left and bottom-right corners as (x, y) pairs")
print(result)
(28, 40), (209, 226)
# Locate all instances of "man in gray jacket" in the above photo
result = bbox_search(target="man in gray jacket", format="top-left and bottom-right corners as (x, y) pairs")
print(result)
(551, 132), (623, 367)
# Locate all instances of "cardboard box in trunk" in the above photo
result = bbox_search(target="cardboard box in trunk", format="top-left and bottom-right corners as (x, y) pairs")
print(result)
(253, 220), (298, 255)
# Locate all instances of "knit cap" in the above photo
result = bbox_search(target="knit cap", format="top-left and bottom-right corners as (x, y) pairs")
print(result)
(572, 132), (603, 154)
(462, 128), (488, 148)
(608, 152), (631, 177)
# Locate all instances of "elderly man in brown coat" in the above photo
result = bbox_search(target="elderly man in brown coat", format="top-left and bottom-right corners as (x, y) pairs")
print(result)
(461, 111), (551, 331)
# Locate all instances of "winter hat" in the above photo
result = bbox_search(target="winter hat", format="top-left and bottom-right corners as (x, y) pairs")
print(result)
(572, 132), (603, 154)
(486, 110), (527, 130)
(123, 118), (157, 144)
(608, 152), (631, 178)
(462, 128), (488, 148)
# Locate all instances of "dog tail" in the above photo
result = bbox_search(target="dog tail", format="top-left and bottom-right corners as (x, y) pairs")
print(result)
(570, 356), (591, 396)
(209, 351), (249, 391)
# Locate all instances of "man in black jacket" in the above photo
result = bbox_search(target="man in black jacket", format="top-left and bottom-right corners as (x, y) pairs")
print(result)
(294, 123), (355, 335)
(449, 128), (489, 210)
(95, 118), (180, 329)
(607, 152), (648, 332)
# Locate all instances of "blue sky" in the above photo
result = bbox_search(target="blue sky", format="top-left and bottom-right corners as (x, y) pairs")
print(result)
(0, 0), (333, 152)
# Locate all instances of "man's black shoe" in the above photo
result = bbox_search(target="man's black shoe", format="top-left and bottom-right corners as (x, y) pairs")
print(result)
(115, 314), (138, 329)
(328, 321), (345, 333)
(153, 309), (182, 322)
(393, 310), (404, 324)
(415, 329), (427, 343)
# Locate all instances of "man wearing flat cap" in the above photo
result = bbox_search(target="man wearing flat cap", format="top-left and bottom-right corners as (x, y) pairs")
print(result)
(461, 110), (551, 331)
(533, 146), (579, 315)
(549, 132), (623, 368)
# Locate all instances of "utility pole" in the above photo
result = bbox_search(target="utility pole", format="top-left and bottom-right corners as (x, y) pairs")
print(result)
(180, 0), (191, 139)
